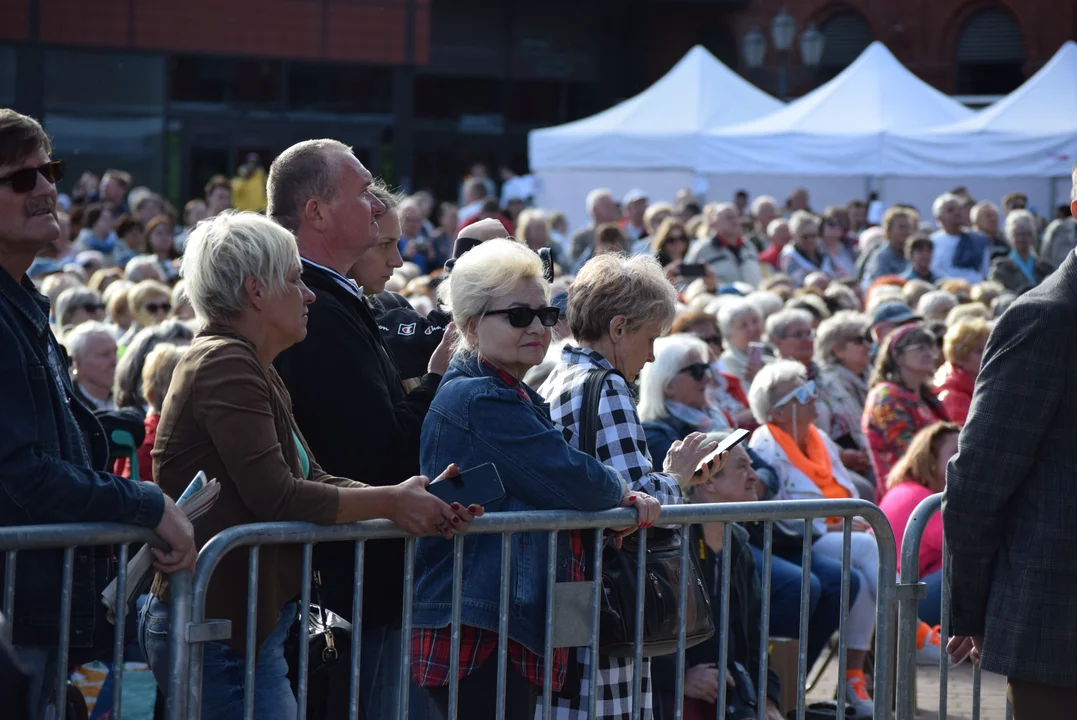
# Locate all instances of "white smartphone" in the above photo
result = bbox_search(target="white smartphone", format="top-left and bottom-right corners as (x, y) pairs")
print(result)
(694, 428), (751, 476)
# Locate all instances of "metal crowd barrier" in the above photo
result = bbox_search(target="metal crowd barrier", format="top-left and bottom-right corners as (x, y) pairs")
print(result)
(161, 497), (898, 720)
(0, 522), (166, 720)
(894, 492), (1012, 720)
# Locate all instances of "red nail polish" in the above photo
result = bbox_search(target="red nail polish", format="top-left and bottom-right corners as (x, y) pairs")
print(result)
(451, 502), (461, 510)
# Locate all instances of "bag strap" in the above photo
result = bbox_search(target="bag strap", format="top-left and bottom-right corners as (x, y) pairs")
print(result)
(578, 368), (617, 458)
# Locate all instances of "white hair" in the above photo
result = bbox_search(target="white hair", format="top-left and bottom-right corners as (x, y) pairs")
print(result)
(748, 360), (806, 423)
(815, 311), (870, 366)
(1003, 208), (1037, 243)
(586, 188), (613, 218)
(62, 320), (115, 360)
(124, 254), (165, 283)
(54, 286), (102, 329)
(766, 218), (789, 237)
(970, 200), (999, 226)
(180, 211), (300, 328)
(746, 291), (783, 320)
(438, 238), (548, 355)
(765, 308), (813, 341)
(751, 195), (778, 217)
(788, 210), (818, 237)
(637, 334), (710, 423)
(716, 297), (762, 337)
(709, 202), (738, 221)
(932, 192), (962, 219)
(916, 290), (959, 321)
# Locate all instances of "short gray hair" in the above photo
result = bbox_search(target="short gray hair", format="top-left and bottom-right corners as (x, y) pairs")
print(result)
(746, 291), (783, 320)
(637, 334), (709, 423)
(932, 192), (962, 219)
(788, 210), (818, 237)
(716, 297), (762, 336)
(267, 139), (352, 232)
(748, 360), (807, 423)
(438, 238), (548, 355)
(586, 188), (613, 217)
(180, 211), (301, 328)
(124, 254), (165, 283)
(62, 320), (114, 360)
(1003, 208), (1036, 243)
(766, 218), (789, 237)
(765, 308), (813, 341)
(916, 290), (958, 321)
(113, 320), (195, 409)
(815, 311), (870, 366)
(751, 195), (778, 217)
(55, 287), (102, 329)
(568, 253), (677, 342)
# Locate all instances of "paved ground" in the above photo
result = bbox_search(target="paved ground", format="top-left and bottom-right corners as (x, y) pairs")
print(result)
(807, 657), (1010, 719)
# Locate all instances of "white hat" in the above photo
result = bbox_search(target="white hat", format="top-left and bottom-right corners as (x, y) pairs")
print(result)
(622, 189), (648, 206)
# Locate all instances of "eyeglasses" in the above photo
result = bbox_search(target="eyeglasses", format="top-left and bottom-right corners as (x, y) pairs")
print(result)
(848, 335), (871, 346)
(902, 343), (940, 357)
(772, 380), (816, 410)
(483, 306), (560, 328)
(667, 235), (688, 243)
(144, 302), (172, 314)
(0, 161), (65, 194)
(677, 363), (712, 382)
(81, 303), (106, 313)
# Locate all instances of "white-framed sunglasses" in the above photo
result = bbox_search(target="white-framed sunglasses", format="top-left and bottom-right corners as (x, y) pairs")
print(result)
(772, 380), (816, 411)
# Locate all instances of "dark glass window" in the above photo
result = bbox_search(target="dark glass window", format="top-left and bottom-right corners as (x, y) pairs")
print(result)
(170, 57), (283, 106)
(508, 80), (562, 126)
(415, 75), (502, 120)
(0, 47), (15, 107)
(956, 9), (1026, 95)
(45, 49), (165, 112)
(287, 63), (393, 114)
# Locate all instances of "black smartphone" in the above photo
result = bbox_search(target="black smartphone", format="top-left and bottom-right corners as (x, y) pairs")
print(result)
(679, 262), (707, 278)
(427, 462), (506, 508)
(694, 428), (751, 476)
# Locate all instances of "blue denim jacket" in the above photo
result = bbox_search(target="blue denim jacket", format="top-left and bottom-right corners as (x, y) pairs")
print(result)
(0, 268), (164, 648)
(412, 355), (626, 654)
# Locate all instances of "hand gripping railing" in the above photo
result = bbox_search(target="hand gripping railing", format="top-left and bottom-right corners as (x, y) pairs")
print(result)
(894, 492), (1012, 720)
(166, 497), (898, 720)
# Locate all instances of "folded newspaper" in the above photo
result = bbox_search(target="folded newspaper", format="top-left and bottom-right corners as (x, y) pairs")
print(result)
(101, 471), (220, 624)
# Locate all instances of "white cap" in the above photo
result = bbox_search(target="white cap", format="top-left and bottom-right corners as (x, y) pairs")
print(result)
(622, 189), (648, 206)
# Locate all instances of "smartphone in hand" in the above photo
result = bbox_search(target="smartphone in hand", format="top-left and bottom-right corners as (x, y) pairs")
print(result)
(427, 463), (506, 507)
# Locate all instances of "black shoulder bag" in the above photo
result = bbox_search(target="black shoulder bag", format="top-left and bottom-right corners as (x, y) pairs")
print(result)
(578, 368), (715, 657)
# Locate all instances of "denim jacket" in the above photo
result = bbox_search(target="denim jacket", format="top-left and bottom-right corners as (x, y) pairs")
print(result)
(412, 355), (625, 653)
(0, 268), (164, 648)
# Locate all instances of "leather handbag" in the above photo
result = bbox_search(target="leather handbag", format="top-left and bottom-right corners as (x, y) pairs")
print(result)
(578, 368), (715, 658)
(283, 571), (361, 720)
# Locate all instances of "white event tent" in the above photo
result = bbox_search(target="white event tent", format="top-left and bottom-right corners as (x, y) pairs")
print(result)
(528, 45), (782, 230)
(884, 41), (1077, 216)
(697, 42), (974, 214)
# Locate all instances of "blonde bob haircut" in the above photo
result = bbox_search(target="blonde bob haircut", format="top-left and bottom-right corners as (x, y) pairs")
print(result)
(437, 238), (549, 355)
(568, 253), (677, 343)
(180, 210), (300, 328)
(142, 342), (187, 415)
(943, 317), (991, 366)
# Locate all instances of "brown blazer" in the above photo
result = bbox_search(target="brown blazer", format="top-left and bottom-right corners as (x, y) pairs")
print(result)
(152, 330), (361, 653)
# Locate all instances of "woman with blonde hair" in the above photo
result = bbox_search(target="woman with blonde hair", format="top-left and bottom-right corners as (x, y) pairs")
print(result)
(932, 318), (991, 425)
(879, 421), (961, 625)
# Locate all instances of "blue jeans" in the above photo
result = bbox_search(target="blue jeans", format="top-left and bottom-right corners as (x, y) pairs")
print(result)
(918, 570), (944, 627)
(360, 625), (440, 720)
(139, 596), (298, 720)
(752, 545), (863, 668)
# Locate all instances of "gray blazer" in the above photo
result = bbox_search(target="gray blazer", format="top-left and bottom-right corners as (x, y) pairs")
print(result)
(943, 249), (1077, 687)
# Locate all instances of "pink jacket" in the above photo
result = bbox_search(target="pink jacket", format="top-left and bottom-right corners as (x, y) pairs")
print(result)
(933, 363), (975, 426)
(880, 481), (943, 577)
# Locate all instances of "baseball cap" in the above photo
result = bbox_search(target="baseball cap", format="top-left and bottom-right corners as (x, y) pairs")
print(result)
(871, 300), (920, 328)
(623, 189), (648, 206)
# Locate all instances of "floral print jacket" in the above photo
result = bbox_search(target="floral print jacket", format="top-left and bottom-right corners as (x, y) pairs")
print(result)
(862, 381), (948, 501)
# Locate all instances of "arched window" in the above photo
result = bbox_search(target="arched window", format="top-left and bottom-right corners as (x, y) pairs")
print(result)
(817, 11), (873, 83)
(956, 8), (1025, 94)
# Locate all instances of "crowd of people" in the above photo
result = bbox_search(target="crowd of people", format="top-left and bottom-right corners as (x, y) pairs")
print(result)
(3, 102), (1077, 720)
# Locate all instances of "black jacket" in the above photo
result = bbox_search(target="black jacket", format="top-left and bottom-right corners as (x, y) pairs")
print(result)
(652, 524), (781, 714)
(373, 291), (451, 382)
(274, 261), (441, 626)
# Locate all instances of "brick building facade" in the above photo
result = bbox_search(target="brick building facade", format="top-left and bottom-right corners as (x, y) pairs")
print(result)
(1, 0), (1072, 204)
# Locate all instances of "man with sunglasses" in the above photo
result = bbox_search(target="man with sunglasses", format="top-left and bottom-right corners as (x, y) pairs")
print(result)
(0, 110), (196, 718)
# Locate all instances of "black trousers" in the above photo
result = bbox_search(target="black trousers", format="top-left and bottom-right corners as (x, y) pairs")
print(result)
(425, 652), (539, 720)
(1008, 677), (1077, 720)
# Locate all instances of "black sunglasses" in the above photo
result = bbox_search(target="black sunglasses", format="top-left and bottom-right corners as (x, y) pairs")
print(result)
(678, 362), (712, 382)
(483, 306), (560, 328)
(0, 160), (65, 194)
(144, 302), (172, 314)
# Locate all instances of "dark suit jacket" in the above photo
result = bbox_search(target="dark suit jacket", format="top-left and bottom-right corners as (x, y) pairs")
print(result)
(943, 250), (1077, 687)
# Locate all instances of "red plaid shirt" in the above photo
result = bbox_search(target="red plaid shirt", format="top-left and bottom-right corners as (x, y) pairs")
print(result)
(411, 361), (585, 690)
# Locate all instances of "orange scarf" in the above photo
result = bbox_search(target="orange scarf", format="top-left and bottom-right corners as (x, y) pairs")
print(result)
(768, 423), (850, 500)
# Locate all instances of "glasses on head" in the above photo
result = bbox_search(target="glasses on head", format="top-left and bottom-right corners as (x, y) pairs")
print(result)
(677, 362), (712, 382)
(483, 306), (560, 328)
(81, 303), (106, 314)
(772, 380), (816, 410)
(144, 302), (172, 314)
(0, 160), (65, 194)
